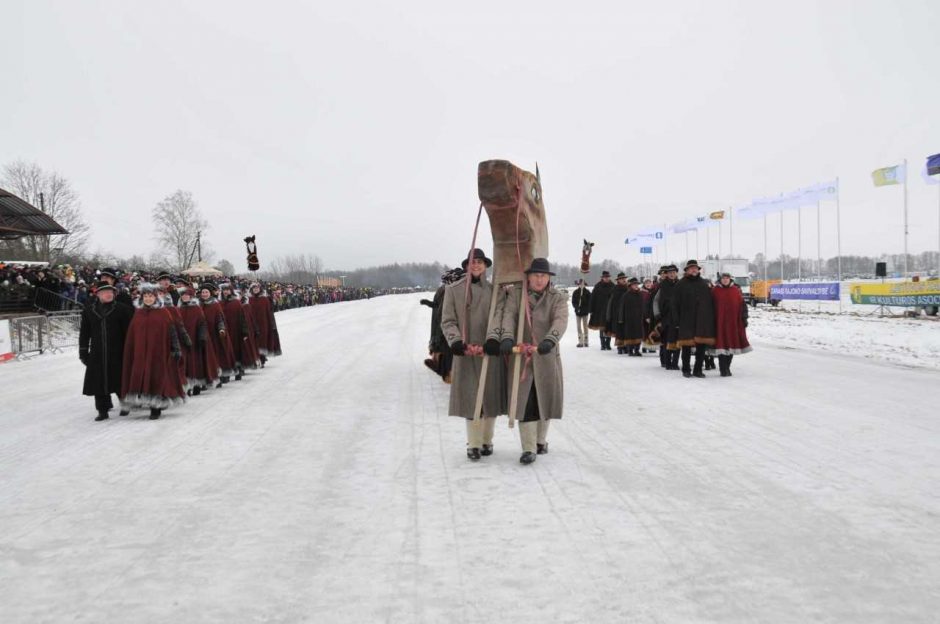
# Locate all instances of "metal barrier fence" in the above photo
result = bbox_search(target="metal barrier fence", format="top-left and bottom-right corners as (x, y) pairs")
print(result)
(10, 313), (82, 356)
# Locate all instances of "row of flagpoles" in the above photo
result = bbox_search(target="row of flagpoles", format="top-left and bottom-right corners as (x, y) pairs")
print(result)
(623, 153), (940, 281)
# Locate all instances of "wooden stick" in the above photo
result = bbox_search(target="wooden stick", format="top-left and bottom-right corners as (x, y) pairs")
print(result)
(471, 278), (502, 422)
(507, 288), (526, 430)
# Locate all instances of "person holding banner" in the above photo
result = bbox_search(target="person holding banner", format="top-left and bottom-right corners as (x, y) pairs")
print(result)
(441, 248), (507, 461)
(711, 273), (752, 376)
(673, 260), (716, 378)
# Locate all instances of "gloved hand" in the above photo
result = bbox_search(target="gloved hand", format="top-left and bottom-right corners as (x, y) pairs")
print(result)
(483, 338), (501, 356)
(419, 299), (434, 308)
(499, 338), (515, 355)
(450, 340), (466, 356)
(79, 352), (89, 366)
(537, 339), (555, 355)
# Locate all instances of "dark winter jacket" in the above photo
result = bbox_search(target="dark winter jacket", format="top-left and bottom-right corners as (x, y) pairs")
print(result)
(571, 285), (591, 316)
(615, 288), (646, 344)
(588, 280), (615, 329)
(673, 274), (716, 347)
(428, 286), (448, 353)
(604, 284), (628, 335)
(79, 301), (135, 396)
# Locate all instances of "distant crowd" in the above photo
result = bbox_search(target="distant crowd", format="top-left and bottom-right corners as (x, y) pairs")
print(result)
(0, 262), (423, 312)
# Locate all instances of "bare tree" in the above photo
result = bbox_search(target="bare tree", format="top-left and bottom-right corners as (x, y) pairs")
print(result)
(0, 160), (90, 262)
(261, 253), (324, 283)
(215, 258), (235, 276)
(151, 190), (209, 271)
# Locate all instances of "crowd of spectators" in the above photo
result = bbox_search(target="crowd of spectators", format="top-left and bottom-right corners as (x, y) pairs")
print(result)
(1, 261), (425, 314)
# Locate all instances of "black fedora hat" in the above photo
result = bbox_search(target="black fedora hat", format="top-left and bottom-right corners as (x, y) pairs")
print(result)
(684, 259), (701, 270)
(524, 257), (555, 276)
(627, 277), (639, 284)
(667, 264), (679, 272)
(461, 248), (493, 269)
(616, 272), (627, 279)
(658, 265), (669, 274)
(601, 270), (611, 277)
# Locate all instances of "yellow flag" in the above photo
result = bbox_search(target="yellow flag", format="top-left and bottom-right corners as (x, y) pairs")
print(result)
(709, 210), (725, 220)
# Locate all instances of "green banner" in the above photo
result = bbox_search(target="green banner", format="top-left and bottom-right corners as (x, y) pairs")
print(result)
(849, 281), (940, 306)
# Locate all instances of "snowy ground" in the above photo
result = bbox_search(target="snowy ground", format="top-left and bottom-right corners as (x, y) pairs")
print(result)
(2, 294), (939, 623)
(749, 305), (940, 370)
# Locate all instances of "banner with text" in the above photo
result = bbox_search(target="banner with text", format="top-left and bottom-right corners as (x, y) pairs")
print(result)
(848, 281), (940, 306)
(770, 282), (841, 301)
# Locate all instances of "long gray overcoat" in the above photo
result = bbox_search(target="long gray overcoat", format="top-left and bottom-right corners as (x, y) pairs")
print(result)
(440, 275), (508, 419)
(491, 285), (568, 420)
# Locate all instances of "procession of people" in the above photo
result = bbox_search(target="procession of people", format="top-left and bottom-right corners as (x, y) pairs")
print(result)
(79, 267), (283, 422)
(420, 251), (752, 465)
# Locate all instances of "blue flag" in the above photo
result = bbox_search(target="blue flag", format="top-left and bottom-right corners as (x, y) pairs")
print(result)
(928, 153), (940, 177)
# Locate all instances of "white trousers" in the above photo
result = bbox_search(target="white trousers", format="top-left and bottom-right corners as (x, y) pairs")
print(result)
(519, 420), (551, 453)
(466, 417), (497, 448)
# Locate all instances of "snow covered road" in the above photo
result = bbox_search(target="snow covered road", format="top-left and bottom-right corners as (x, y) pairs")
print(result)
(2, 294), (939, 623)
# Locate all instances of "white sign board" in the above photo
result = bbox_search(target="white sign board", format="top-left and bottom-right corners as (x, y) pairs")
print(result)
(0, 319), (13, 362)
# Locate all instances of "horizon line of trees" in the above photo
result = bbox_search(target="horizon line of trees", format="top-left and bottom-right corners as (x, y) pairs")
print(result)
(3, 160), (939, 288)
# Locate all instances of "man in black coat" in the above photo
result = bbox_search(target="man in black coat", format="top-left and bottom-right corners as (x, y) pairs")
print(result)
(588, 271), (615, 350)
(653, 264), (680, 369)
(571, 278), (591, 347)
(605, 273), (629, 354)
(79, 282), (135, 420)
(673, 260), (716, 378)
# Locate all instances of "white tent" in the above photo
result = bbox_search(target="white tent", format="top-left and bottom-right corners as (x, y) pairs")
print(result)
(181, 261), (223, 277)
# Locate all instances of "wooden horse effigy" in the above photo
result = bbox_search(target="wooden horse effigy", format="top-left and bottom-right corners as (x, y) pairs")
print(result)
(580, 239), (594, 274)
(244, 235), (260, 272)
(471, 160), (549, 427)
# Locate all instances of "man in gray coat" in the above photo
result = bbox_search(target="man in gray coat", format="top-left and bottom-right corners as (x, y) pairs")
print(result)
(490, 257), (568, 465)
(440, 248), (507, 461)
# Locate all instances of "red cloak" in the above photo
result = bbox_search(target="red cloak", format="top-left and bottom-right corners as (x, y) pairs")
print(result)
(222, 296), (255, 369)
(711, 284), (752, 355)
(179, 302), (220, 386)
(202, 299), (236, 376)
(248, 294), (282, 356)
(121, 305), (187, 409)
(241, 301), (262, 367)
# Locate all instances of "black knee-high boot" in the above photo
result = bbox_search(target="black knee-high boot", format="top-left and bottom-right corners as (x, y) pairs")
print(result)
(693, 345), (707, 376)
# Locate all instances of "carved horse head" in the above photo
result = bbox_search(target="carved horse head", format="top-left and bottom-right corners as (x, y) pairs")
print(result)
(477, 160), (549, 283)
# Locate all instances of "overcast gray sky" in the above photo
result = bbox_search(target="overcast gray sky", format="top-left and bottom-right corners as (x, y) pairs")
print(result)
(3, 0), (939, 271)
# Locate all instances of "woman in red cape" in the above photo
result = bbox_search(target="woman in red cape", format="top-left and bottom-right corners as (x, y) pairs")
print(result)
(199, 283), (236, 385)
(247, 283), (282, 363)
(163, 287), (191, 393)
(219, 282), (257, 380)
(241, 294), (262, 369)
(179, 285), (220, 394)
(120, 284), (186, 419)
(710, 273), (752, 377)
